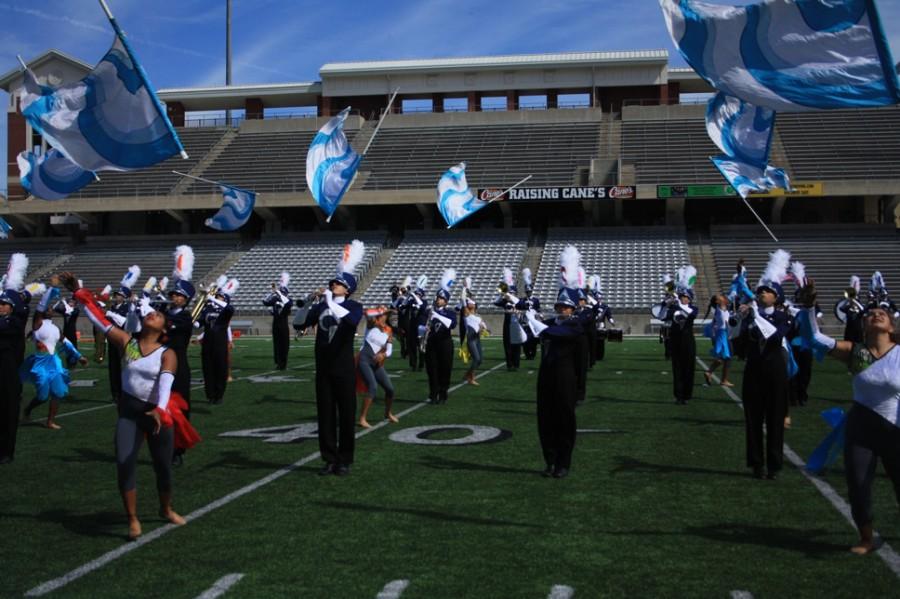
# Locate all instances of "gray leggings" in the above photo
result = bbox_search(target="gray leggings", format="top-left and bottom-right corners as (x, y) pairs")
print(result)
(466, 333), (482, 375)
(844, 404), (900, 529)
(115, 394), (174, 493)
(358, 346), (394, 401)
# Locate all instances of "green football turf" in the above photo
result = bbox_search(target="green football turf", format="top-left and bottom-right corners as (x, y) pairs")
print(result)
(2, 336), (898, 598)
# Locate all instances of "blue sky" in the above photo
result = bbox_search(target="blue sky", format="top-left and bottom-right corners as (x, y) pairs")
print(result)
(2, 0), (899, 195)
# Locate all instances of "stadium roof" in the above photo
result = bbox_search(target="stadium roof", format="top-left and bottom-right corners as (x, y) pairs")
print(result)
(157, 82), (323, 111)
(321, 50), (670, 75)
(0, 49), (92, 91)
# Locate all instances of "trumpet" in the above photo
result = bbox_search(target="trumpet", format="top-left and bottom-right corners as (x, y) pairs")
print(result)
(663, 280), (675, 295)
(844, 287), (858, 302)
(191, 283), (219, 323)
(497, 282), (509, 295)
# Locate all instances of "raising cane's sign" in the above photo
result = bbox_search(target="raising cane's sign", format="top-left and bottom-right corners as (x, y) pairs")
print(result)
(478, 186), (635, 202)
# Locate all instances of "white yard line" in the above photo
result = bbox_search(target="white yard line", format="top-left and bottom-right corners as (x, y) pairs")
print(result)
(25, 362), (505, 596)
(194, 573), (245, 599)
(376, 579), (410, 599)
(729, 592), (753, 599)
(697, 357), (900, 579)
(548, 585), (575, 599)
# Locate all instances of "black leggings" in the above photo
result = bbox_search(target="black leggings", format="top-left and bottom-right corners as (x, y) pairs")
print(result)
(115, 394), (174, 493)
(844, 404), (900, 530)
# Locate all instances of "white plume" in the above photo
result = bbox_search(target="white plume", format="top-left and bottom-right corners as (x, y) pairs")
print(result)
(464, 276), (472, 290)
(100, 284), (112, 298)
(416, 274), (428, 290)
(121, 265), (141, 290)
(522, 268), (533, 286)
(215, 274), (228, 289)
(222, 278), (240, 297)
(503, 267), (514, 287)
(279, 271), (290, 288)
(589, 274), (601, 292)
(790, 261), (806, 288)
(661, 273), (673, 285)
(758, 249), (790, 288)
(577, 267), (586, 288)
(850, 275), (860, 293)
(559, 245), (580, 289)
(159, 277), (169, 292)
(143, 276), (158, 292)
(5, 253), (28, 290)
(401, 275), (413, 289)
(173, 245), (194, 282)
(678, 265), (697, 289)
(871, 271), (885, 292)
(338, 240), (365, 275)
(440, 268), (456, 293)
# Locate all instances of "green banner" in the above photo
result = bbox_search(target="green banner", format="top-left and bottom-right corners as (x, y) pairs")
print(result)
(657, 184), (736, 198)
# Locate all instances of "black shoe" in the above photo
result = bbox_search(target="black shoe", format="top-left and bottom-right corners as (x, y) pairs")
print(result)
(335, 464), (351, 476)
(318, 463), (336, 476)
(766, 471), (779, 480)
(0, 455), (12, 465)
(542, 464), (555, 478)
(553, 467), (570, 479)
(172, 454), (184, 467)
(753, 466), (764, 479)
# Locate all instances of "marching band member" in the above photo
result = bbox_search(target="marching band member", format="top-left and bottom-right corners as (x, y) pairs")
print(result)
(665, 266), (698, 405)
(199, 276), (238, 405)
(0, 254), (29, 464)
(868, 271), (899, 318)
(263, 271), (292, 371)
(836, 275), (865, 343)
(703, 294), (734, 387)
(425, 269), (458, 405)
(301, 241), (364, 476)
(653, 274), (677, 359)
(590, 276), (616, 362)
(462, 296), (488, 386)
(574, 269), (593, 404)
(406, 276), (428, 372)
(105, 266), (141, 404)
(166, 247), (196, 465)
(518, 269), (541, 360)
(787, 261), (819, 411)
(393, 276), (413, 359)
(63, 272), (197, 541)
(738, 250), (792, 480)
(53, 295), (81, 350)
(580, 269), (599, 370)
(357, 306), (398, 428)
(797, 278), (899, 555)
(524, 245), (584, 478)
(494, 268), (524, 371)
(92, 285), (112, 363)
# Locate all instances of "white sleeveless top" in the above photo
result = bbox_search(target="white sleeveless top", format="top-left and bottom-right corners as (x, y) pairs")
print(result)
(853, 345), (900, 427)
(365, 327), (391, 354)
(122, 340), (169, 405)
(465, 314), (483, 333)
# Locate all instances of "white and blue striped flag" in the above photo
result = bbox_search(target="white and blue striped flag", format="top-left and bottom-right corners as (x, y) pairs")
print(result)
(0, 216), (11, 239)
(437, 162), (489, 228)
(661, 0), (900, 195)
(17, 148), (95, 201)
(205, 184), (256, 232)
(19, 33), (184, 172)
(305, 107), (361, 219)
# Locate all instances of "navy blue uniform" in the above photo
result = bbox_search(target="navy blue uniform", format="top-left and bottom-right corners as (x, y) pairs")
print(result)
(263, 291), (292, 370)
(517, 296), (541, 360)
(199, 300), (235, 403)
(0, 309), (26, 461)
(424, 306), (457, 404)
(664, 302), (698, 404)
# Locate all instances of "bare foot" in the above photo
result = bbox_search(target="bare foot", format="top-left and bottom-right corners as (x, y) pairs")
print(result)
(784, 416), (792, 429)
(159, 509), (186, 526)
(721, 380), (734, 387)
(703, 371), (713, 385)
(385, 413), (399, 424)
(358, 419), (372, 429)
(469, 378), (480, 386)
(850, 540), (877, 555)
(45, 422), (62, 430)
(127, 518), (142, 541)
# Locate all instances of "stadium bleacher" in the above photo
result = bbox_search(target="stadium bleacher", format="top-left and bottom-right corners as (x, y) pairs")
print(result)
(533, 227), (691, 310)
(224, 232), (386, 313)
(360, 122), (602, 190)
(710, 224), (900, 320)
(1, 241), (69, 281)
(621, 118), (722, 185)
(359, 229), (529, 309)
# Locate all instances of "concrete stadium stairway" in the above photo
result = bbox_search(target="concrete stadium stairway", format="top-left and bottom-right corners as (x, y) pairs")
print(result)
(686, 229), (719, 309)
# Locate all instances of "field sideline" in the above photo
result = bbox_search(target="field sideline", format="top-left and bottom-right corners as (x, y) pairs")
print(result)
(2, 337), (898, 598)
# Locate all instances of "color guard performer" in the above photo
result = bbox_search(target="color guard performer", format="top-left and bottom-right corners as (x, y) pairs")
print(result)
(703, 293), (734, 387)
(524, 245), (584, 479)
(199, 276), (239, 405)
(301, 241), (364, 476)
(263, 271), (292, 371)
(356, 306), (398, 428)
(462, 296), (488, 385)
(425, 269), (458, 405)
(665, 266), (698, 405)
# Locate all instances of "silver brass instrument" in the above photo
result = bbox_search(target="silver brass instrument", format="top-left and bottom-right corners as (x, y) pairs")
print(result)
(191, 282), (218, 323)
(834, 287), (864, 324)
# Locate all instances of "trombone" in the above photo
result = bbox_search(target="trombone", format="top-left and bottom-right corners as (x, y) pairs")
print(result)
(191, 282), (219, 323)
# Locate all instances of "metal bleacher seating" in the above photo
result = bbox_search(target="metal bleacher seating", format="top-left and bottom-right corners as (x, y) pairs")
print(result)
(776, 106), (900, 181)
(360, 122), (602, 190)
(710, 225), (900, 322)
(1, 240), (69, 281)
(360, 229), (529, 309)
(69, 128), (230, 198)
(57, 237), (239, 293)
(534, 227), (690, 310)
(224, 232), (386, 313)
(184, 129), (356, 195)
(621, 119), (722, 185)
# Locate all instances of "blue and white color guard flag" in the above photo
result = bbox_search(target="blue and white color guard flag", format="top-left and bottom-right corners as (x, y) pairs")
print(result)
(437, 162), (489, 228)
(19, 34), (184, 173)
(17, 148), (95, 200)
(661, 0), (900, 195)
(205, 184), (256, 232)
(0, 217), (11, 239)
(305, 107), (361, 219)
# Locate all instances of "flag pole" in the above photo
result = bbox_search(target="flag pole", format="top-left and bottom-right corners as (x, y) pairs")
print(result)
(362, 88), (400, 157)
(486, 174), (533, 204)
(172, 170), (221, 188)
(741, 197), (779, 242)
(97, 0), (188, 160)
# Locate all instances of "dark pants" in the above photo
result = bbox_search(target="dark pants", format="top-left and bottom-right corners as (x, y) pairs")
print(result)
(586, 327), (597, 368)
(316, 370), (356, 465)
(201, 331), (229, 402)
(0, 384), (21, 460)
(116, 394), (174, 493)
(523, 334), (538, 360)
(407, 327), (422, 370)
(670, 332), (696, 403)
(108, 340), (123, 402)
(844, 404), (900, 529)
(790, 347), (812, 406)
(426, 337), (454, 402)
(596, 337), (606, 361)
(272, 316), (290, 369)
(537, 360), (578, 470)
(502, 315), (521, 369)
(574, 334), (588, 403)
(742, 350), (788, 473)
(466, 335), (483, 376)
